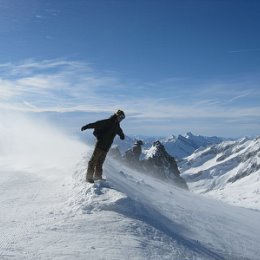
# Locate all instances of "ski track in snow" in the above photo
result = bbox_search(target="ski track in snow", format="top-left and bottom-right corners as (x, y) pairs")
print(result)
(1, 149), (260, 259)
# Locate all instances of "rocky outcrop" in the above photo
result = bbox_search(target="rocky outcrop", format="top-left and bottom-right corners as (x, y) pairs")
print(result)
(142, 141), (188, 189)
(110, 141), (188, 189)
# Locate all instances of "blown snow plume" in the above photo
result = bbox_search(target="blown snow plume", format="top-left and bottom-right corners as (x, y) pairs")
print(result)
(0, 112), (86, 174)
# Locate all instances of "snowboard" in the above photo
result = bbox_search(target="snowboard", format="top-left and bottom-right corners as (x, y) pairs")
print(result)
(86, 178), (106, 184)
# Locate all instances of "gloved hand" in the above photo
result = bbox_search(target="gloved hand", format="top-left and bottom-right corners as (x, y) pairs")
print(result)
(81, 125), (87, 131)
(120, 133), (125, 140)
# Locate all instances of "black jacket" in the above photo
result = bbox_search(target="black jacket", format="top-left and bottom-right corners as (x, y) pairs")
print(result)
(82, 115), (125, 152)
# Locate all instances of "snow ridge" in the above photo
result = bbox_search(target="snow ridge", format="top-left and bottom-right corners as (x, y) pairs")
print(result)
(180, 137), (260, 210)
(66, 156), (260, 260)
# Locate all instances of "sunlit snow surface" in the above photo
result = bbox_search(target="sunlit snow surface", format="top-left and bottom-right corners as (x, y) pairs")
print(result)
(180, 138), (260, 210)
(0, 115), (260, 259)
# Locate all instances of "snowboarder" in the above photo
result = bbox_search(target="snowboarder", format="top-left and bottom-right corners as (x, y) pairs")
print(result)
(81, 110), (125, 183)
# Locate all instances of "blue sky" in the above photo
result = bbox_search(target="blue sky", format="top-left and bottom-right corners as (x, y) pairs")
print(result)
(0, 0), (260, 137)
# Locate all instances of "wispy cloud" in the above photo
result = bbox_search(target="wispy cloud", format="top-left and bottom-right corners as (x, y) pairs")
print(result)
(228, 92), (251, 103)
(0, 59), (123, 113)
(229, 48), (260, 53)
(197, 81), (259, 105)
(0, 59), (259, 136)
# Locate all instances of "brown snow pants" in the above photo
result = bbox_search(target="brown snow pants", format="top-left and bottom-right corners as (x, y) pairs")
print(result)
(86, 147), (107, 181)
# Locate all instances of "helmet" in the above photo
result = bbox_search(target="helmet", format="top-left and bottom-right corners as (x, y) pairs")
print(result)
(115, 110), (125, 120)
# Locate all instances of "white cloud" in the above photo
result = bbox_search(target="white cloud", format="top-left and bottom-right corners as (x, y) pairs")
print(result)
(228, 92), (251, 103)
(0, 79), (16, 99)
(17, 76), (58, 89)
(0, 59), (90, 77)
(0, 59), (121, 112)
(0, 58), (259, 137)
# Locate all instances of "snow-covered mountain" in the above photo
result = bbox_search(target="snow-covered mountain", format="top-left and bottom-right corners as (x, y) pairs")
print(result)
(114, 132), (225, 159)
(180, 137), (260, 210)
(161, 132), (225, 159)
(1, 115), (260, 259)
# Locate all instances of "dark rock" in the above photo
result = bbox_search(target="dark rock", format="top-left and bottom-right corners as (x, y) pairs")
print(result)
(142, 141), (188, 189)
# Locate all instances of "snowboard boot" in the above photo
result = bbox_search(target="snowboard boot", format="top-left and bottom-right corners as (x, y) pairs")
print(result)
(93, 176), (106, 181)
(86, 176), (94, 183)
(86, 178), (94, 183)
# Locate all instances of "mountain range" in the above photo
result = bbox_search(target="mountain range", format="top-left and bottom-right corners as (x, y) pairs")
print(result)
(115, 132), (260, 210)
(180, 137), (260, 210)
(114, 132), (226, 159)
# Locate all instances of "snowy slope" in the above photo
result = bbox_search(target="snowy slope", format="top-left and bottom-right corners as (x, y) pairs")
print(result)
(180, 137), (260, 210)
(1, 116), (260, 259)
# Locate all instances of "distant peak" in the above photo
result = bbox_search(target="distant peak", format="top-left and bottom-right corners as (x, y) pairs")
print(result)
(153, 140), (164, 149)
(185, 132), (195, 138)
(177, 134), (186, 140)
(166, 134), (176, 141)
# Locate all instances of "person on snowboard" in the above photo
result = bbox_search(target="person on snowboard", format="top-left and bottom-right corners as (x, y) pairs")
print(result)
(81, 110), (125, 183)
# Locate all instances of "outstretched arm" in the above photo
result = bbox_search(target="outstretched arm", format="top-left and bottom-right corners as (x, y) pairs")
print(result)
(81, 119), (110, 131)
(81, 122), (96, 131)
